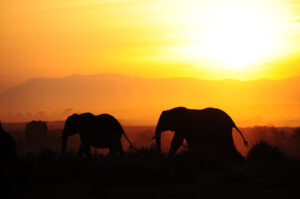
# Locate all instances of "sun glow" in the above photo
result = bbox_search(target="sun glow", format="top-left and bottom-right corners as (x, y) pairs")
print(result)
(176, 2), (284, 70)
(0, 0), (299, 86)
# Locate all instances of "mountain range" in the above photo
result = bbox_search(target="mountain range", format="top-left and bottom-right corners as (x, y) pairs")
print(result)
(1, 73), (300, 126)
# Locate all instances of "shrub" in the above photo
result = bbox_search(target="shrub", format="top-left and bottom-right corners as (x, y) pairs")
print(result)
(246, 141), (284, 162)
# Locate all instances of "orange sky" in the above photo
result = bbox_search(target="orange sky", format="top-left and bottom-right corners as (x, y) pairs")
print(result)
(1, 0), (300, 93)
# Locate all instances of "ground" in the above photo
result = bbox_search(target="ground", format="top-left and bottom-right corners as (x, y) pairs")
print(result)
(1, 124), (300, 199)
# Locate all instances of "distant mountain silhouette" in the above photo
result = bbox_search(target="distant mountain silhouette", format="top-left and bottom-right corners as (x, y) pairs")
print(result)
(1, 73), (300, 126)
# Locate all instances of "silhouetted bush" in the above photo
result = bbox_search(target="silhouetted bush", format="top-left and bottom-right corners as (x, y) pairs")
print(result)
(246, 141), (285, 162)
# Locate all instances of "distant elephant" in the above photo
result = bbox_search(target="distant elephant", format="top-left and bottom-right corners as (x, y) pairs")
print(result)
(154, 107), (248, 159)
(25, 120), (48, 141)
(61, 113), (133, 157)
(0, 121), (16, 161)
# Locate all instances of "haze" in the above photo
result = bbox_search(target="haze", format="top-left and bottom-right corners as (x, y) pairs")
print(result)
(0, 74), (300, 127)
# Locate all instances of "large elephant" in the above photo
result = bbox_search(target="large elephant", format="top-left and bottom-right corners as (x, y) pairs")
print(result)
(0, 121), (16, 161)
(61, 113), (133, 157)
(154, 107), (248, 159)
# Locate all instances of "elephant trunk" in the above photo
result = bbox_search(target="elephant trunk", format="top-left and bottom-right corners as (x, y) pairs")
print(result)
(61, 132), (68, 153)
(155, 125), (162, 153)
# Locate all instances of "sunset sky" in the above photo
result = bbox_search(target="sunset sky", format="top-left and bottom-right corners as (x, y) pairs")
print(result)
(1, 0), (300, 93)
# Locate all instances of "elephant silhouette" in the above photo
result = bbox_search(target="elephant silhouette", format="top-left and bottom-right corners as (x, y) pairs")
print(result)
(61, 113), (133, 157)
(0, 121), (16, 161)
(154, 107), (248, 159)
(25, 120), (48, 141)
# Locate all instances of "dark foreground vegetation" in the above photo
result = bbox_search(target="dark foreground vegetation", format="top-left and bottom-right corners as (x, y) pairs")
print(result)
(1, 143), (300, 199)
(1, 124), (300, 199)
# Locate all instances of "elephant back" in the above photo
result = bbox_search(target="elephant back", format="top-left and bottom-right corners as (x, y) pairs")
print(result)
(76, 113), (124, 147)
(196, 108), (235, 128)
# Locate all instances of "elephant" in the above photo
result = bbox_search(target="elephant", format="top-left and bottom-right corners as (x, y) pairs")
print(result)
(0, 121), (16, 161)
(154, 107), (248, 159)
(61, 113), (133, 157)
(25, 120), (48, 141)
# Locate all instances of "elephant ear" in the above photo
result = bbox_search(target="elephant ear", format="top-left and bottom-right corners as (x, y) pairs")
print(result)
(65, 114), (78, 125)
(169, 107), (186, 130)
(70, 114), (80, 125)
(163, 109), (179, 131)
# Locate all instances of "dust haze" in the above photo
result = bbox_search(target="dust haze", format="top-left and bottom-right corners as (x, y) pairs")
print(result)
(1, 74), (300, 126)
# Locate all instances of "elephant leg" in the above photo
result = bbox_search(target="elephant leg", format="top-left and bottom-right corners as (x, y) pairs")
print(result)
(169, 133), (184, 156)
(78, 144), (84, 156)
(185, 137), (194, 149)
(109, 147), (118, 156)
(109, 141), (123, 156)
(85, 145), (92, 158)
(78, 143), (91, 158)
(222, 130), (244, 163)
(116, 141), (124, 155)
(108, 148), (114, 155)
(186, 137), (202, 153)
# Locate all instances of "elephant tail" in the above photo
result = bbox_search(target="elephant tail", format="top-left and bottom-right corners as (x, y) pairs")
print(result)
(233, 125), (248, 147)
(121, 129), (134, 148)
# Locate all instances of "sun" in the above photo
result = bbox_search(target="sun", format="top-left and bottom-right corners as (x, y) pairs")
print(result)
(176, 2), (282, 70)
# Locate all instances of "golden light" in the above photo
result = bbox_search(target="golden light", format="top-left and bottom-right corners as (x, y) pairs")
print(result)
(175, 2), (284, 71)
(1, 0), (299, 83)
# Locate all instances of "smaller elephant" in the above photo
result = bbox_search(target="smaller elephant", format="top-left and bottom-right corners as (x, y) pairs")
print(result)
(25, 120), (48, 141)
(61, 113), (133, 157)
(0, 121), (16, 161)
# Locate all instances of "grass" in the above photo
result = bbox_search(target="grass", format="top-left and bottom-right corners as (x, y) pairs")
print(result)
(1, 142), (300, 199)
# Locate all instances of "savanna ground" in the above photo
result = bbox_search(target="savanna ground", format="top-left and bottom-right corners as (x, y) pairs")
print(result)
(1, 122), (300, 199)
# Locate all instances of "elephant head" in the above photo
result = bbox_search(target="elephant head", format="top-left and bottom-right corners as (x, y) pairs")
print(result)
(61, 114), (79, 153)
(154, 107), (185, 153)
